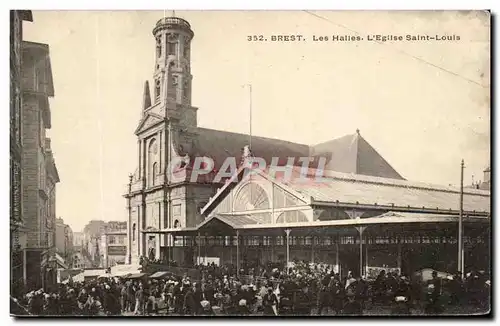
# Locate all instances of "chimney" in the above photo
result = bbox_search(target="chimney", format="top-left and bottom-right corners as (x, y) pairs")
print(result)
(142, 80), (152, 110)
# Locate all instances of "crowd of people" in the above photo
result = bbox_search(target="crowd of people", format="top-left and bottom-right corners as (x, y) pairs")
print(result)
(10, 260), (490, 316)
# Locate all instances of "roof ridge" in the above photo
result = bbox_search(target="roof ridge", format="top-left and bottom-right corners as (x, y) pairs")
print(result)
(197, 127), (309, 147)
(354, 133), (403, 179)
(311, 132), (357, 148)
(316, 168), (490, 196)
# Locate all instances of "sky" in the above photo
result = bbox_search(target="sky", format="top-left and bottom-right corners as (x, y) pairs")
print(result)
(22, 10), (490, 232)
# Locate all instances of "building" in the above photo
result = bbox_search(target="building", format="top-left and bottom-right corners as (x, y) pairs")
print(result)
(82, 220), (127, 268)
(466, 165), (491, 191)
(177, 166), (490, 277)
(10, 9), (33, 296)
(101, 221), (127, 268)
(82, 220), (107, 267)
(124, 16), (406, 265)
(21, 33), (61, 290)
(83, 220), (108, 237)
(102, 225), (127, 268)
(481, 166), (491, 190)
(106, 221), (127, 232)
(55, 218), (74, 264)
(71, 252), (88, 269)
(124, 16), (490, 275)
(73, 231), (85, 248)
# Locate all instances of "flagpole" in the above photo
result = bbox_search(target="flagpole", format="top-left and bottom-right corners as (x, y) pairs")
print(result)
(458, 159), (464, 279)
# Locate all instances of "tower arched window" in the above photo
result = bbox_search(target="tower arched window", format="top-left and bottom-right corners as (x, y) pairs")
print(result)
(174, 220), (180, 228)
(155, 79), (160, 100)
(132, 223), (136, 241)
(156, 36), (162, 58)
(148, 139), (158, 187)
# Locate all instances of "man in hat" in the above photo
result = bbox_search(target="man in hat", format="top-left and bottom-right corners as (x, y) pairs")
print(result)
(134, 283), (145, 315)
(329, 277), (344, 315)
(183, 282), (197, 315)
(262, 286), (278, 316)
(293, 282), (312, 316)
(317, 274), (331, 315)
(448, 271), (463, 306)
(425, 271), (443, 314)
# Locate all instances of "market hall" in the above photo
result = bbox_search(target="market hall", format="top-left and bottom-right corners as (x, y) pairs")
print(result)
(144, 165), (490, 278)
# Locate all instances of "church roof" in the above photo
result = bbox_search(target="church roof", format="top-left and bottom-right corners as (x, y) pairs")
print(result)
(310, 130), (404, 180)
(194, 127), (311, 170)
(193, 127), (404, 180)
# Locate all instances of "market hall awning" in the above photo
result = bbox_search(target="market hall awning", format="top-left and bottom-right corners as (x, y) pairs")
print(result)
(141, 211), (489, 237)
(191, 211), (489, 236)
(195, 214), (261, 235)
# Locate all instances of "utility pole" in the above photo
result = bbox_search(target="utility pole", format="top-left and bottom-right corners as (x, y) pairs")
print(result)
(249, 84), (252, 150)
(242, 84), (253, 150)
(127, 174), (133, 265)
(458, 159), (465, 279)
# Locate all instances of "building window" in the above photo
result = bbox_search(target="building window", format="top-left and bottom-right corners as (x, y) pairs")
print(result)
(183, 79), (189, 99)
(233, 182), (270, 212)
(147, 139), (157, 187)
(109, 236), (115, 244)
(155, 79), (161, 100)
(167, 40), (176, 56)
(11, 161), (21, 224)
(132, 223), (136, 242)
(174, 220), (180, 228)
(39, 111), (44, 145)
(156, 36), (162, 58)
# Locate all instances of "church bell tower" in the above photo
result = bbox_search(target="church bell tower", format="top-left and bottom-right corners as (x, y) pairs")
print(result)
(152, 16), (194, 110)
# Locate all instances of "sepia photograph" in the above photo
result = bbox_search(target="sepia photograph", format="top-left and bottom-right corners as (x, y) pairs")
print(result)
(9, 9), (491, 317)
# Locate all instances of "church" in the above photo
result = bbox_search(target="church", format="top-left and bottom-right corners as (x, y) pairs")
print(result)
(124, 16), (490, 275)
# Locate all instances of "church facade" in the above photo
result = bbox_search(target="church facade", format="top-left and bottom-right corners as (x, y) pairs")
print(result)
(124, 16), (447, 267)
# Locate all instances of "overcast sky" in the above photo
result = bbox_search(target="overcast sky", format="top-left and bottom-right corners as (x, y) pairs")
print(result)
(23, 10), (490, 232)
